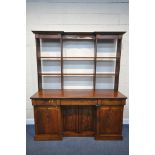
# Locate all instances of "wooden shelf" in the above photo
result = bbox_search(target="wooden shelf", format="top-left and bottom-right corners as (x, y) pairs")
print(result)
(64, 73), (95, 76)
(39, 72), (115, 77)
(39, 73), (61, 76)
(40, 57), (61, 58)
(40, 56), (119, 61)
(96, 73), (115, 76)
(40, 57), (61, 60)
(40, 73), (94, 76)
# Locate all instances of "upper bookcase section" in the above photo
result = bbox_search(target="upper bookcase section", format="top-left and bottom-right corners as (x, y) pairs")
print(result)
(32, 31), (126, 40)
(32, 31), (126, 91)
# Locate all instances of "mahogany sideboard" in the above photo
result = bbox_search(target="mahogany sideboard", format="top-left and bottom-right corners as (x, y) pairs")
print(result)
(30, 31), (127, 141)
(30, 89), (127, 140)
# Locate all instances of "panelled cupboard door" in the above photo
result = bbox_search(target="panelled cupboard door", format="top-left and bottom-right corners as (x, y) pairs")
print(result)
(62, 106), (78, 135)
(78, 106), (95, 136)
(62, 105), (95, 136)
(34, 106), (62, 140)
(96, 105), (124, 140)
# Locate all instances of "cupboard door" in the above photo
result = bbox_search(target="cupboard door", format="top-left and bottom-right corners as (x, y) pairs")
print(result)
(34, 106), (62, 140)
(96, 105), (124, 140)
(62, 106), (78, 136)
(34, 107), (48, 134)
(78, 106), (95, 136)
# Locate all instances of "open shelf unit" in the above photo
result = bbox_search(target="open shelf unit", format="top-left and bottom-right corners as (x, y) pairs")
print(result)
(33, 31), (124, 90)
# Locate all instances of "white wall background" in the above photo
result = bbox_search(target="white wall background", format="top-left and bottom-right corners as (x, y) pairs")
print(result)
(26, 0), (129, 122)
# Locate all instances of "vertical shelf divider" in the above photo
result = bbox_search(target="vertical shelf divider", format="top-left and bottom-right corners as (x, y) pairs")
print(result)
(60, 33), (64, 90)
(35, 37), (42, 90)
(114, 38), (122, 91)
(93, 34), (97, 90)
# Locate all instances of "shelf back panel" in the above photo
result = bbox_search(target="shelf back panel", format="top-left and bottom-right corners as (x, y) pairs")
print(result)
(64, 76), (93, 89)
(96, 60), (116, 73)
(63, 40), (94, 57)
(40, 39), (61, 57)
(41, 60), (61, 74)
(42, 76), (61, 89)
(63, 60), (94, 74)
(97, 39), (117, 57)
(96, 76), (114, 89)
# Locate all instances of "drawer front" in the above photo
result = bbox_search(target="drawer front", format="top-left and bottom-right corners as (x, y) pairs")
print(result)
(61, 99), (97, 105)
(98, 99), (125, 106)
(32, 99), (60, 106)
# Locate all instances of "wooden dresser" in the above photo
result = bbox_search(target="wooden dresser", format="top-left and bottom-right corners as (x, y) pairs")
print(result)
(30, 31), (127, 140)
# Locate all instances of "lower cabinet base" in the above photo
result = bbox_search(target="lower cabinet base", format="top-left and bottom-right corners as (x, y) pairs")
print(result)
(95, 134), (123, 140)
(32, 98), (126, 141)
(34, 134), (62, 141)
(63, 131), (95, 137)
(34, 134), (123, 141)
